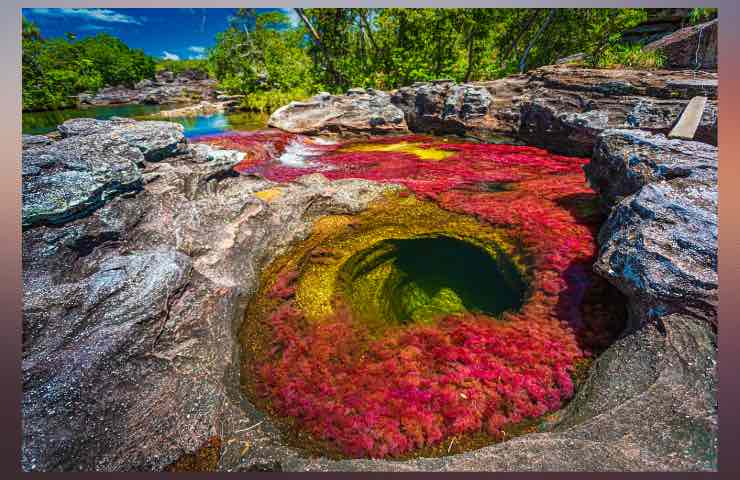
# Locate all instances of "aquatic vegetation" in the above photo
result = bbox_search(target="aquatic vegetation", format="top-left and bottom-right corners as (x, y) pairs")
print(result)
(226, 134), (624, 458)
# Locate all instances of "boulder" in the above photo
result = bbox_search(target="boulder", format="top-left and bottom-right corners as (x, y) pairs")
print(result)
(595, 176), (717, 328)
(58, 117), (187, 161)
(644, 19), (718, 70)
(391, 76), (528, 139)
(268, 89), (408, 135)
(516, 66), (718, 155)
(586, 130), (717, 329)
(585, 129), (716, 209)
(22, 132), (143, 228)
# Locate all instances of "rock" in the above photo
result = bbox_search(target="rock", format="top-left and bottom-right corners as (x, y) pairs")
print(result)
(268, 90), (408, 135)
(586, 127), (717, 328)
(22, 134), (52, 149)
(79, 75), (217, 107)
(516, 66), (718, 155)
(134, 79), (155, 89)
(58, 118), (187, 161)
(21, 123), (399, 470)
(156, 101), (227, 118)
(555, 52), (586, 65)
(644, 19), (718, 70)
(391, 76), (528, 139)
(22, 132), (143, 228)
(595, 177), (717, 327)
(585, 129), (717, 209)
(156, 70), (175, 83)
(216, 94), (245, 102)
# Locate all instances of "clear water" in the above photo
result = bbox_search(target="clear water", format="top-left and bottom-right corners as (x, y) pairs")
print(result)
(22, 104), (268, 137)
(340, 235), (528, 328)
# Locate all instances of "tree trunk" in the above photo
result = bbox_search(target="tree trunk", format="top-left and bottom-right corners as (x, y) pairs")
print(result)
(464, 28), (475, 83)
(294, 8), (345, 85)
(518, 9), (556, 73)
(499, 9), (541, 67)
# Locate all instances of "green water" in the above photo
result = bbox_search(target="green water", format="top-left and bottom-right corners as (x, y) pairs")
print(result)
(22, 104), (269, 137)
(340, 235), (528, 330)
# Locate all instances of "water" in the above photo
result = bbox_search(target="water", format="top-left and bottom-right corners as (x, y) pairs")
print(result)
(22, 103), (269, 136)
(340, 234), (527, 328)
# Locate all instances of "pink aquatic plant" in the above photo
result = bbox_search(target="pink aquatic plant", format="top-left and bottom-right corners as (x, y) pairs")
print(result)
(203, 133), (621, 458)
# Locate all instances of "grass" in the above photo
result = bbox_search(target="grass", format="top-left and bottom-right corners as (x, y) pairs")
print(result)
(242, 88), (314, 114)
(595, 44), (666, 70)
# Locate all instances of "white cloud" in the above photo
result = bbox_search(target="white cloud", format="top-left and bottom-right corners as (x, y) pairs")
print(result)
(162, 51), (180, 61)
(29, 8), (143, 25)
(188, 46), (206, 54)
(78, 24), (113, 32)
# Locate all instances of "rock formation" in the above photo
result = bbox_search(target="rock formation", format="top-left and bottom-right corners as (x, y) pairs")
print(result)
(644, 19), (718, 70)
(268, 66), (717, 156)
(78, 70), (217, 107)
(268, 89), (408, 135)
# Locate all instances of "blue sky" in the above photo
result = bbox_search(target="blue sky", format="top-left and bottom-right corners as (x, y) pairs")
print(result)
(22, 8), (300, 60)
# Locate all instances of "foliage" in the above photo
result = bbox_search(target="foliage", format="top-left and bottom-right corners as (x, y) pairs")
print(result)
(22, 17), (156, 111)
(207, 8), (652, 110)
(240, 88), (312, 113)
(688, 8), (718, 25)
(208, 9), (316, 108)
(155, 58), (209, 76)
(594, 43), (665, 69)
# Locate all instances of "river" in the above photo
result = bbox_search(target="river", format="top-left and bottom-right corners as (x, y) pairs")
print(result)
(22, 103), (269, 137)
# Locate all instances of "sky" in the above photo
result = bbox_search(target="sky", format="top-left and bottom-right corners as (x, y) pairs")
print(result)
(21, 8), (301, 60)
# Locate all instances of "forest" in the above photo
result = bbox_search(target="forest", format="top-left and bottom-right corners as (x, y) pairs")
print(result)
(22, 8), (717, 112)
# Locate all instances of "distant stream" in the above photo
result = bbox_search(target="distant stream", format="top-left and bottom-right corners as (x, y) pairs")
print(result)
(22, 103), (269, 137)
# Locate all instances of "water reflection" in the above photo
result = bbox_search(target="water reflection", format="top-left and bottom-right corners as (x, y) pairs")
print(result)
(22, 104), (268, 136)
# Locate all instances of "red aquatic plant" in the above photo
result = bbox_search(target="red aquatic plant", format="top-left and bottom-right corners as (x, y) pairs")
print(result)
(204, 134), (619, 458)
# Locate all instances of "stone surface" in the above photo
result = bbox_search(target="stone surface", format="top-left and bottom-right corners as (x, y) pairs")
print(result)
(22, 120), (399, 471)
(586, 130), (717, 328)
(517, 66), (717, 155)
(391, 76), (528, 140)
(78, 72), (217, 107)
(595, 177), (717, 328)
(585, 129), (717, 208)
(270, 66), (717, 154)
(58, 117), (187, 161)
(268, 89), (408, 135)
(22, 132), (143, 228)
(644, 19), (718, 70)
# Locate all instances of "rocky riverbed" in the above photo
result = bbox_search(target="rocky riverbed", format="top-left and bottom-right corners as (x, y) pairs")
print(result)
(77, 70), (218, 108)
(21, 60), (717, 471)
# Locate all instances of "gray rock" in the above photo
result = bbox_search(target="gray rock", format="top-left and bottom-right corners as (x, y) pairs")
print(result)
(644, 19), (718, 70)
(59, 117), (187, 161)
(22, 134), (52, 149)
(585, 129), (717, 208)
(268, 90), (408, 135)
(595, 178), (717, 327)
(22, 133), (144, 228)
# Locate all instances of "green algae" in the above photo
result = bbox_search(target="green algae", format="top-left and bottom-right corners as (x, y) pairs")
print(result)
(338, 235), (527, 333)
